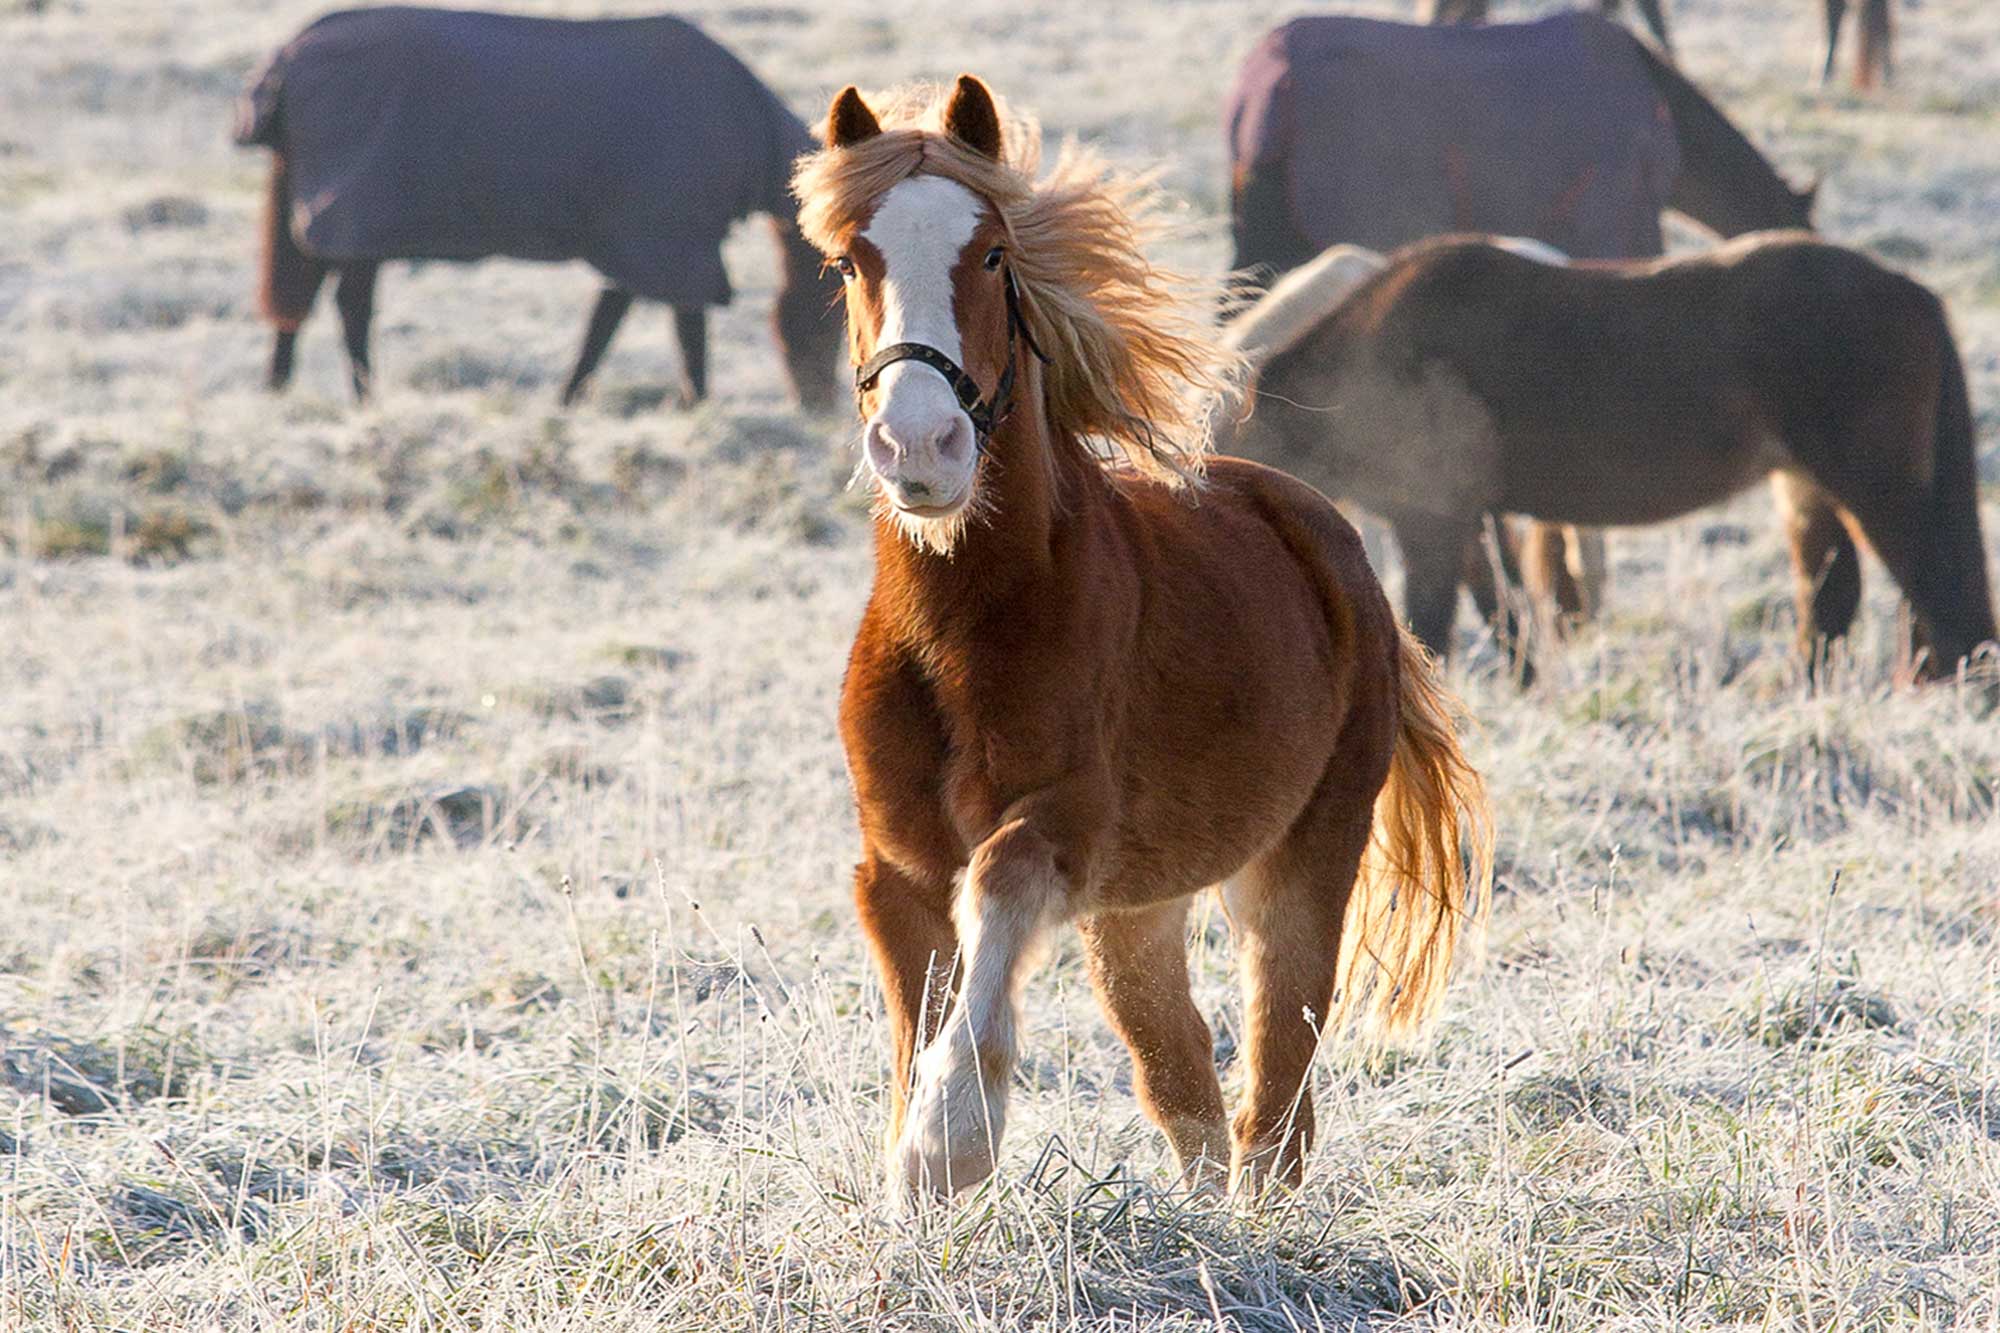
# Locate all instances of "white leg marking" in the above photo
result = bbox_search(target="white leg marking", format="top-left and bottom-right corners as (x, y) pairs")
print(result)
(895, 870), (1056, 1198)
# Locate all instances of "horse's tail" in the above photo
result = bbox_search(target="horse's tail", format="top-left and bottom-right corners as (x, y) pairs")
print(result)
(1920, 306), (1997, 660)
(1336, 629), (1494, 1039)
(258, 154), (319, 331)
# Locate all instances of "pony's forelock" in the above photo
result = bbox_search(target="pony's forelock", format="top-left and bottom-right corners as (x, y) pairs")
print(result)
(792, 83), (1237, 485)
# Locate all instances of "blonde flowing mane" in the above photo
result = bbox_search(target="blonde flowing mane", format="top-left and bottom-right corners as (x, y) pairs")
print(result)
(792, 84), (1235, 483)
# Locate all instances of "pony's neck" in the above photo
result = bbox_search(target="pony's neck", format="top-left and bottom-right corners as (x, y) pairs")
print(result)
(871, 374), (1099, 625)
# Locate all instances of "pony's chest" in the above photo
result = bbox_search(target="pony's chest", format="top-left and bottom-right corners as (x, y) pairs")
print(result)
(841, 638), (1097, 871)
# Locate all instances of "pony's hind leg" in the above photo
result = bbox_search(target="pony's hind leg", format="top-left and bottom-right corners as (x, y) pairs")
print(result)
(560, 287), (634, 407)
(673, 305), (709, 406)
(897, 818), (1065, 1197)
(1078, 901), (1229, 1187)
(1222, 801), (1375, 1194)
(333, 263), (379, 402)
(1772, 471), (1862, 678)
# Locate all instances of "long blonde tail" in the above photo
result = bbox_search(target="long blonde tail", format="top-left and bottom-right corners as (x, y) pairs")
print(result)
(1334, 628), (1494, 1038)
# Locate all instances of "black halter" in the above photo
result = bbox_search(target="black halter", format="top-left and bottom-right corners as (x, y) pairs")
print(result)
(853, 265), (1051, 450)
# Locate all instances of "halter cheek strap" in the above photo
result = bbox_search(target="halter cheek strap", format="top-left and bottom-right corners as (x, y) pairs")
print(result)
(853, 265), (1051, 450)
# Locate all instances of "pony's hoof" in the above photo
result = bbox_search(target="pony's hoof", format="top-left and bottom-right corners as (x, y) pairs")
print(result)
(892, 1036), (1005, 1198)
(893, 1127), (996, 1202)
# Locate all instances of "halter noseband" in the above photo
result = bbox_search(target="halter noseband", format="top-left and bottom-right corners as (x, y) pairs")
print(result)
(853, 265), (1051, 449)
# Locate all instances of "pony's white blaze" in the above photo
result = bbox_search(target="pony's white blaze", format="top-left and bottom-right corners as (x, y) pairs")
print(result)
(860, 176), (984, 522)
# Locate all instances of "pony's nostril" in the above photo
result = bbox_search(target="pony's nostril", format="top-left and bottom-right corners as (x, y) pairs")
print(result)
(864, 420), (900, 471)
(902, 479), (934, 500)
(935, 416), (974, 463)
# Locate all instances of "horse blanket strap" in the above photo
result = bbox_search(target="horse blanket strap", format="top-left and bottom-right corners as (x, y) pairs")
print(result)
(854, 266), (1051, 448)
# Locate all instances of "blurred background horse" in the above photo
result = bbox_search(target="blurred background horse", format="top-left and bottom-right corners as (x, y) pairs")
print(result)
(237, 7), (843, 409)
(1216, 233), (1996, 681)
(1225, 10), (1813, 658)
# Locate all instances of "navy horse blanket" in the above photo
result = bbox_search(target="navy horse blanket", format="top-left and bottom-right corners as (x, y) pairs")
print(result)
(1227, 12), (1679, 275)
(236, 7), (811, 307)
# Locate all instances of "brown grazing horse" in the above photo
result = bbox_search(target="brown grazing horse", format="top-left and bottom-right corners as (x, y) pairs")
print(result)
(1216, 233), (1998, 680)
(795, 77), (1491, 1197)
(1825, 0), (1894, 89)
(237, 8), (841, 409)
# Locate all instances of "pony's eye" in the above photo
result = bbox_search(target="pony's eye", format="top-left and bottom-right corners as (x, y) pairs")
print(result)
(983, 246), (1005, 272)
(834, 256), (856, 280)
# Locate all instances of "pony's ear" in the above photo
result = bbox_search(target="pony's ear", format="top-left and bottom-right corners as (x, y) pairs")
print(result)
(826, 86), (882, 149)
(942, 75), (1003, 161)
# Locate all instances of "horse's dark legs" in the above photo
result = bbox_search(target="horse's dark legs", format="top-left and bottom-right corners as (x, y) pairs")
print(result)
(1630, 0), (1672, 56)
(1856, 0), (1892, 89)
(1422, 0), (1488, 24)
(560, 287), (635, 406)
(1772, 472), (1863, 681)
(332, 263), (379, 401)
(1392, 511), (1476, 662)
(1460, 517), (1534, 684)
(1823, 0), (1848, 83)
(673, 305), (709, 407)
(269, 328), (303, 392)
(266, 260), (330, 393)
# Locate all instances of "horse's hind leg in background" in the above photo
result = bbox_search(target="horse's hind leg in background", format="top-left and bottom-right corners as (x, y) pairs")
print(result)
(333, 263), (379, 402)
(1823, 0), (1848, 83)
(1078, 901), (1230, 1187)
(259, 154), (327, 393)
(1390, 510), (1480, 663)
(268, 284), (325, 392)
(1772, 471), (1862, 680)
(673, 305), (709, 406)
(1599, 0), (1673, 55)
(1222, 775), (1377, 1192)
(1856, 0), (1892, 89)
(560, 287), (635, 406)
(897, 818), (1066, 1195)
(1635, 0), (1672, 56)
(1521, 522), (1606, 626)
(1460, 517), (1534, 683)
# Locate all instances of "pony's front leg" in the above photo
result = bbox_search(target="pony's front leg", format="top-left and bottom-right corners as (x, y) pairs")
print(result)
(854, 853), (958, 1149)
(897, 818), (1066, 1197)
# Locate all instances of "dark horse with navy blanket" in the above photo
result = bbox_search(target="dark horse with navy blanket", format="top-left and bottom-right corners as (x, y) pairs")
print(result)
(1225, 11), (1814, 663)
(237, 7), (843, 409)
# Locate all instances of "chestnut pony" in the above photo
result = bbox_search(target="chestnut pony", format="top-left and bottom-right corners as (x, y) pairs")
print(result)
(794, 77), (1491, 1198)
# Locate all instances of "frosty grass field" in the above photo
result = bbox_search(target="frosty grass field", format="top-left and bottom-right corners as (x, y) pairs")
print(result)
(3, 0), (1999, 1327)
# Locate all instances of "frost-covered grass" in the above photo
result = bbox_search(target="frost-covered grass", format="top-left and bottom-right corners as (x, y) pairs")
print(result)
(2, 0), (1998, 1327)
